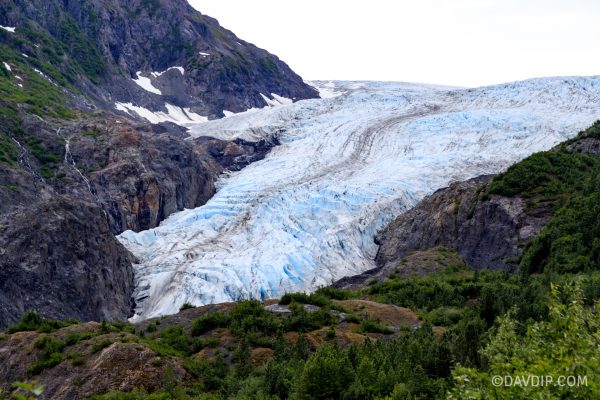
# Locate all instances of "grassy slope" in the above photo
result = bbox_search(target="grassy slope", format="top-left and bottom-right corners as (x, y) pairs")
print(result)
(484, 122), (600, 275)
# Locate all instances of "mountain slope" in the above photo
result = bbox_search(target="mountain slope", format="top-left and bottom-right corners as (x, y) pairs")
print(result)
(0, 0), (315, 329)
(0, 0), (318, 120)
(118, 77), (600, 321)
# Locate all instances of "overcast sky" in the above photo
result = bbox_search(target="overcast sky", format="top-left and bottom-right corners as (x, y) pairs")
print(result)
(189, 0), (600, 87)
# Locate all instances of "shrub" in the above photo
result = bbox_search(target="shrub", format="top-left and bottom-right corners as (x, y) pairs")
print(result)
(279, 292), (331, 307)
(64, 331), (94, 346)
(91, 339), (113, 354)
(6, 311), (75, 334)
(357, 318), (393, 335)
(157, 325), (190, 355)
(191, 311), (230, 336)
(229, 300), (277, 336)
(28, 336), (67, 376)
(179, 303), (195, 311)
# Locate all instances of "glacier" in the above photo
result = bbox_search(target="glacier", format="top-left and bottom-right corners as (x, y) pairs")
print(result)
(118, 77), (600, 321)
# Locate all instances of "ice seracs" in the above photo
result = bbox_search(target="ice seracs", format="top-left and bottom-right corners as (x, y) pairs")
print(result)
(118, 76), (600, 321)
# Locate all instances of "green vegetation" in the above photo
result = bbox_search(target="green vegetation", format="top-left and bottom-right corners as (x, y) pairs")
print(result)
(481, 122), (600, 276)
(0, 45), (74, 121)
(28, 336), (67, 375)
(180, 303), (196, 311)
(91, 338), (114, 354)
(56, 15), (105, 83)
(24, 136), (63, 178)
(257, 57), (279, 75)
(485, 150), (599, 204)
(6, 311), (77, 334)
(0, 381), (44, 400)
(8, 267), (600, 398)
(0, 134), (18, 166)
(450, 283), (600, 399)
(5, 123), (600, 398)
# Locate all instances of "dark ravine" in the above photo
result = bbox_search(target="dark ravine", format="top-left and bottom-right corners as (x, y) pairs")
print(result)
(0, 0), (319, 119)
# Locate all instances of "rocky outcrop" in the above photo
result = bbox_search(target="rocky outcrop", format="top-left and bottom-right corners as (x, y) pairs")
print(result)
(197, 135), (281, 171)
(334, 175), (549, 288)
(0, 197), (135, 330)
(0, 0), (319, 119)
(565, 137), (600, 155)
(333, 247), (467, 290)
(374, 175), (550, 275)
(67, 116), (222, 233)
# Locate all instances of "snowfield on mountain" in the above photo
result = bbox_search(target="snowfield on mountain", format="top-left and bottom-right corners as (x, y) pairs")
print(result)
(118, 77), (600, 321)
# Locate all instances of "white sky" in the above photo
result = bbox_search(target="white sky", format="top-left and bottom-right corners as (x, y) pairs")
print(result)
(189, 0), (600, 87)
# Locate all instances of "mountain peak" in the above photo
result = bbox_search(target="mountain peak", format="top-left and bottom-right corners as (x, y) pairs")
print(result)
(0, 0), (318, 121)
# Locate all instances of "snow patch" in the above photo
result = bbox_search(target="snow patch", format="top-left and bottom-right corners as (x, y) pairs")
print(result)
(132, 71), (162, 95)
(21, 53), (28, 58)
(260, 93), (293, 107)
(199, 52), (210, 56)
(115, 102), (208, 126)
(151, 66), (185, 78)
(2, 62), (11, 72)
(32, 68), (55, 85)
(0, 25), (15, 33)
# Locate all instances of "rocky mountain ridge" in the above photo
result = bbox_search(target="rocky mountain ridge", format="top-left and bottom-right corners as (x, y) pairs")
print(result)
(0, 0), (318, 120)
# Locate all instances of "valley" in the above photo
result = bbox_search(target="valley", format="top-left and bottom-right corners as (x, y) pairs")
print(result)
(119, 78), (600, 321)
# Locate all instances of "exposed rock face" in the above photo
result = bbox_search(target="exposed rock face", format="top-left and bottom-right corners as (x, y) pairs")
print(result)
(197, 135), (281, 172)
(565, 137), (600, 155)
(0, 323), (189, 399)
(0, 198), (135, 330)
(68, 117), (222, 233)
(374, 175), (549, 274)
(0, 0), (319, 119)
(0, 111), (279, 329)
